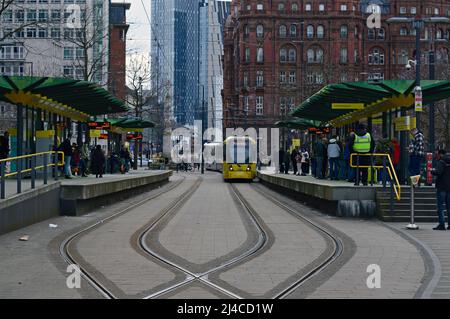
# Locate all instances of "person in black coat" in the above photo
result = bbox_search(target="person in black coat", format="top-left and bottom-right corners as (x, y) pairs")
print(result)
(291, 147), (299, 175)
(91, 145), (105, 178)
(431, 149), (450, 230)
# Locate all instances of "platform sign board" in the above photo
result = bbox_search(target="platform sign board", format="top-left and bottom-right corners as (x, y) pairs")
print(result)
(332, 103), (365, 110)
(394, 116), (416, 131)
(90, 129), (101, 138)
(415, 87), (423, 112)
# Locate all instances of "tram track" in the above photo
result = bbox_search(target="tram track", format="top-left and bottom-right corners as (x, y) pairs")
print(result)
(249, 183), (344, 299)
(59, 176), (187, 299)
(140, 182), (270, 299)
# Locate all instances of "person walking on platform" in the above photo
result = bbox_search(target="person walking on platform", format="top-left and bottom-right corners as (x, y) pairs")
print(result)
(314, 138), (326, 179)
(291, 147), (299, 175)
(431, 149), (450, 230)
(408, 127), (425, 180)
(0, 131), (10, 160)
(91, 145), (105, 178)
(349, 124), (375, 186)
(59, 136), (73, 179)
(327, 138), (341, 180)
(283, 149), (291, 174)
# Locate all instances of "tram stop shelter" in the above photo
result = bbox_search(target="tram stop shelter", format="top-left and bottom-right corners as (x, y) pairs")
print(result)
(0, 76), (128, 159)
(291, 79), (450, 183)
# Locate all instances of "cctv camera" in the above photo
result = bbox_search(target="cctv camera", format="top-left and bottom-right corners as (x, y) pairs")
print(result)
(405, 63), (412, 70)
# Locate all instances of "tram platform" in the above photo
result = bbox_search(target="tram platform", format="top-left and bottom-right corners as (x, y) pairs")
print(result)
(257, 170), (381, 218)
(0, 169), (172, 235)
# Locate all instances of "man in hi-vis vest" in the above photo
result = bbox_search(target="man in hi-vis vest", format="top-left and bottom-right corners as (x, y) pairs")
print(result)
(349, 123), (375, 186)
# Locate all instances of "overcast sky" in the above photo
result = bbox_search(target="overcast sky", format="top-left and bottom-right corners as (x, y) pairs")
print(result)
(125, 0), (151, 56)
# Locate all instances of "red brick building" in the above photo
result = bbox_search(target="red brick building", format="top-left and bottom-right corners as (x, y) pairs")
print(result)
(223, 0), (450, 129)
(108, 2), (131, 102)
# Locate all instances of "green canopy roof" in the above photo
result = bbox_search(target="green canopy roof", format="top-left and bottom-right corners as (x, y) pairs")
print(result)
(291, 80), (450, 127)
(275, 118), (324, 130)
(0, 76), (128, 121)
(109, 117), (155, 129)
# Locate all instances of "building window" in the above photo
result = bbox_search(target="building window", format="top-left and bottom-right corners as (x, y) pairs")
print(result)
(290, 25), (297, 37)
(307, 25), (314, 38)
(340, 25), (348, 38)
(340, 48), (348, 63)
(278, 3), (285, 11)
(340, 73), (348, 82)
(38, 28), (48, 38)
(280, 48), (287, 62)
(291, 3), (298, 12)
(256, 24), (264, 38)
(256, 71), (263, 87)
(27, 9), (37, 22)
(411, 7), (417, 15)
(398, 50), (408, 64)
(305, 3), (312, 11)
(256, 96), (264, 115)
(434, 8), (440, 15)
(368, 48), (385, 65)
(2, 10), (12, 23)
(368, 73), (384, 81)
(244, 48), (250, 62)
(51, 28), (61, 39)
(51, 9), (61, 21)
(243, 96), (249, 113)
(63, 65), (73, 77)
(340, 4), (347, 12)
(280, 71), (286, 84)
(280, 97), (286, 113)
(256, 47), (264, 63)
(288, 48), (296, 62)
(38, 10), (48, 22)
(256, 3), (263, 11)
(437, 29), (443, 39)
(378, 28), (385, 39)
(400, 7), (406, 14)
(243, 24), (249, 37)
(400, 28), (408, 36)
(288, 97), (295, 112)
(279, 25), (287, 38)
(289, 71), (296, 84)
(368, 28), (375, 40)
(64, 47), (74, 60)
(319, 3), (325, 12)
(243, 71), (249, 87)
(26, 27), (36, 38)
(307, 48), (323, 63)
(15, 10), (24, 23)
(317, 25), (324, 38)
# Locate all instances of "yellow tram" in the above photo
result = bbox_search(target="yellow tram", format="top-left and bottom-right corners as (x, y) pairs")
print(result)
(223, 136), (257, 181)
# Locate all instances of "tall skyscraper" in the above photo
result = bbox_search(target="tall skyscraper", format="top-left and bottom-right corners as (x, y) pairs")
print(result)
(150, 0), (200, 127)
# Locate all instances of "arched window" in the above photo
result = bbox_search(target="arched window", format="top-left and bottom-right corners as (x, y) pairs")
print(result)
(290, 24), (297, 37)
(288, 48), (296, 62)
(279, 25), (287, 37)
(257, 47), (264, 62)
(340, 25), (348, 38)
(316, 48), (324, 63)
(278, 2), (285, 11)
(307, 49), (314, 63)
(369, 48), (385, 65)
(317, 25), (324, 38)
(256, 24), (264, 38)
(291, 3), (298, 12)
(307, 25), (314, 38)
(280, 48), (287, 62)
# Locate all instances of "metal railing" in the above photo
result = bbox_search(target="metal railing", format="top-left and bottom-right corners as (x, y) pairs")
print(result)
(0, 151), (64, 199)
(350, 153), (401, 201)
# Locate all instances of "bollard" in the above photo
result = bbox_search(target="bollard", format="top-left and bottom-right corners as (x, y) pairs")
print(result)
(407, 175), (420, 230)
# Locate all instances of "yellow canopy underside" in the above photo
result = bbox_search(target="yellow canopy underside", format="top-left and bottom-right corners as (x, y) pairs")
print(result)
(4, 90), (90, 122)
(329, 94), (415, 128)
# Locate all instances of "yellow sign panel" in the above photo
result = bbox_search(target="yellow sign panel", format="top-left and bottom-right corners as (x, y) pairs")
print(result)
(394, 116), (416, 131)
(372, 119), (383, 125)
(36, 130), (55, 138)
(292, 139), (301, 147)
(332, 103), (365, 110)
(90, 130), (101, 138)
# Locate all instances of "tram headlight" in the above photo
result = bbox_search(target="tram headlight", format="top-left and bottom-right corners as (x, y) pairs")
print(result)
(229, 166), (233, 171)
(246, 166), (251, 171)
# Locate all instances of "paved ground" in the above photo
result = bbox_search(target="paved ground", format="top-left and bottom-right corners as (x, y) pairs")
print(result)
(389, 223), (450, 299)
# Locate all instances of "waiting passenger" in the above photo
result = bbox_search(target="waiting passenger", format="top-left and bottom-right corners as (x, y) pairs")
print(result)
(91, 145), (105, 178)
